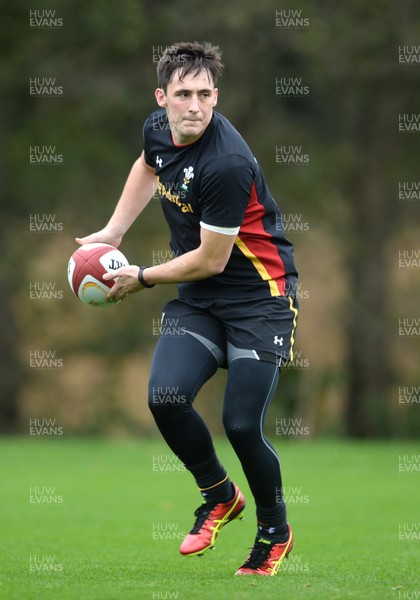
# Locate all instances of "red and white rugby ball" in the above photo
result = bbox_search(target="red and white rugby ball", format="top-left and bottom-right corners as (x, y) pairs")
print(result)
(68, 243), (129, 307)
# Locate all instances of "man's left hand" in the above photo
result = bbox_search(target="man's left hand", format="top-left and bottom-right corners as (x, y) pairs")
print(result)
(103, 265), (142, 301)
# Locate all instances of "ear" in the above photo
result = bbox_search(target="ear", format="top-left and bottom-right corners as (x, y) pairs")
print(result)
(213, 88), (218, 107)
(155, 88), (167, 108)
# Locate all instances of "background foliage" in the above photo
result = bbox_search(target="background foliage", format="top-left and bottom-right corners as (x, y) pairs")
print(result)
(1, 0), (419, 436)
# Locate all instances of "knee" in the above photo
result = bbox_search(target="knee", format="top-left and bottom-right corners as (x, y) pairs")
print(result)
(148, 380), (191, 415)
(223, 413), (256, 446)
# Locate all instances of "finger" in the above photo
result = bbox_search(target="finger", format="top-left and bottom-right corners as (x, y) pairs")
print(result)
(103, 269), (120, 281)
(105, 284), (126, 302)
(105, 282), (121, 301)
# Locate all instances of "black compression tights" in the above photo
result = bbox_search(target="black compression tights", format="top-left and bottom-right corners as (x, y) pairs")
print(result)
(148, 332), (283, 508)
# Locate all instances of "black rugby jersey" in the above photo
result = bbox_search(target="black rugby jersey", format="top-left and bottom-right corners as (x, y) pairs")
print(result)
(143, 109), (298, 299)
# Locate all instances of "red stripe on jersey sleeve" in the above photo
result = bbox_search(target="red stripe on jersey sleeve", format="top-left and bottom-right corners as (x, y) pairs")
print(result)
(239, 184), (287, 295)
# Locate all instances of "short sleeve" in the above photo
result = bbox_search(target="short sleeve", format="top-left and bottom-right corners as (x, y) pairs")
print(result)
(142, 114), (155, 168)
(199, 155), (256, 229)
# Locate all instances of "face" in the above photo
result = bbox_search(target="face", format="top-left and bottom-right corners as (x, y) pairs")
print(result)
(155, 69), (218, 145)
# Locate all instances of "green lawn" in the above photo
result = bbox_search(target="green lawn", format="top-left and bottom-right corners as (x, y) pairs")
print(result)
(0, 437), (418, 599)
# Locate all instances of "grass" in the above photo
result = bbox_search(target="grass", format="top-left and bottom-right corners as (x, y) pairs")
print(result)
(0, 437), (418, 600)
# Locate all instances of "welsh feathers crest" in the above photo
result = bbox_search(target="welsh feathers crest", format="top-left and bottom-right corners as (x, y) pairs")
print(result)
(181, 166), (195, 191)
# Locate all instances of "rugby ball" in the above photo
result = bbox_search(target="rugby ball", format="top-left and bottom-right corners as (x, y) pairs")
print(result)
(68, 243), (129, 307)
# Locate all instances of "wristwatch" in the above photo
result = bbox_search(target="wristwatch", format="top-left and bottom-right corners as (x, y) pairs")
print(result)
(138, 266), (155, 288)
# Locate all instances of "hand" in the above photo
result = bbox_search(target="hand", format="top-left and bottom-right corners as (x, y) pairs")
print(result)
(103, 265), (142, 301)
(75, 227), (123, 248)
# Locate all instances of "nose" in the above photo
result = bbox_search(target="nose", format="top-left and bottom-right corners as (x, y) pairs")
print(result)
(188, 94), (199, 113)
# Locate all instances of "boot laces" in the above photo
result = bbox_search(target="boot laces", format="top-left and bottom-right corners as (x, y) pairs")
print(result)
(190, 503), (217, 534)
(242, 538), (275, 569)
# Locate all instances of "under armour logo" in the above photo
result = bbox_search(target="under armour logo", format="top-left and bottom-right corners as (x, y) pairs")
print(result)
(258, 524), (276, 534)
(156, 156), (163, 168)
(274, 336), (284, 346)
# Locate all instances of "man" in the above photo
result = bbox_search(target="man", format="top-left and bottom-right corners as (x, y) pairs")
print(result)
(76, 42), (298, 576)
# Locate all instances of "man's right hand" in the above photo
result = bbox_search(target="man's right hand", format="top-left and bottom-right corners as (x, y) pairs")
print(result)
(75, 227), (122, 248)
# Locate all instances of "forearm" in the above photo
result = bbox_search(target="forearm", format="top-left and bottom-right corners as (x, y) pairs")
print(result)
(141, 228), (237, 286)
(103, 248), (218, 302)
(102, 228), (236, 301)
(142, 248), (222, 285)
(106, 154), (157, 237)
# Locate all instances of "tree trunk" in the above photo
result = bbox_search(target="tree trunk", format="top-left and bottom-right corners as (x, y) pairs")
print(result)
(343, 90), (399, 436)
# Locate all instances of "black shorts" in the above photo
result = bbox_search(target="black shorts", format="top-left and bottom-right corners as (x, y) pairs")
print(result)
(159, 296), (299, 368)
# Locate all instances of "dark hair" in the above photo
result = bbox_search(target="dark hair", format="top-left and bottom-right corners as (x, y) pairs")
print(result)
(157, 41), (223, 92)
